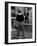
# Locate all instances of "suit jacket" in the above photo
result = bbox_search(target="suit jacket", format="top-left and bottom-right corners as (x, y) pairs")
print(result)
(16, 14), (24, 22)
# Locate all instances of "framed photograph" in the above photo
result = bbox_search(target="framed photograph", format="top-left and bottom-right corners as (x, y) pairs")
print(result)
(5, 2), (36, 44)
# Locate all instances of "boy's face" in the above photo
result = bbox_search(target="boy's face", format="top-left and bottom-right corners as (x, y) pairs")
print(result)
(18, 10), (21, 13)
(15, 7), (24, 15)
(17, 8), (24, 14)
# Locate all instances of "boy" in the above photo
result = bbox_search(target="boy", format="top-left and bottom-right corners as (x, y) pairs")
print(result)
(13, 8), (25, 39)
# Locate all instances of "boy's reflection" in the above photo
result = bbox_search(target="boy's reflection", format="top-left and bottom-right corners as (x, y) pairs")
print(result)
(25, 8), (29, 24)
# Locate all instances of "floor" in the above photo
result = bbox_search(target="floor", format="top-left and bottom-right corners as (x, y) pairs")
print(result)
(11, 25), (32, 39)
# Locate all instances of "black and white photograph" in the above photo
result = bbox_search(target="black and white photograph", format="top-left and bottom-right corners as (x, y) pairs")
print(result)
(11, 7), (32, 39)
(5, 2), (36, 44)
